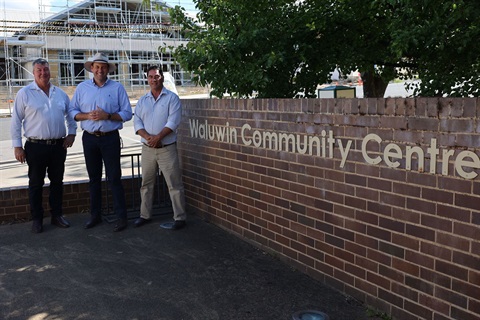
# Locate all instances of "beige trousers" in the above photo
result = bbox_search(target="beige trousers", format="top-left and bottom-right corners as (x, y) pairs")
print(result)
(140, 143), (186, 221)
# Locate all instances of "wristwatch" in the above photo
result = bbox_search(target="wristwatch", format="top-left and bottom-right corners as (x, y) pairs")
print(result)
(108, 113), (112, 120)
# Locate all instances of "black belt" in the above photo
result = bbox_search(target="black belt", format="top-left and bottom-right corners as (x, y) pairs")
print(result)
(86, 130), (118, 137)
(143, 142), (176, 149)
(27, 138), (64, 145)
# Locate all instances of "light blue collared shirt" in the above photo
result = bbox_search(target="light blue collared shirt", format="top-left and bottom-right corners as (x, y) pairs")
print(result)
(10, 82), (77, 148)
(69, 78), (132, 132)
(133, 87), (182, 145)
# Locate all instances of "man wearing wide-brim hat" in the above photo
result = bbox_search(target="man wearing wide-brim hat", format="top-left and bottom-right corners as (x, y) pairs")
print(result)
(68, 52), (133, 232)
(84, 52), (117, 73)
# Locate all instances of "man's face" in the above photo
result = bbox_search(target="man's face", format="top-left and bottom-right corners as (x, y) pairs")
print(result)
(147, 69), (164, 91)
(33, 63), (50, 86)
(91, 62), (109, 83)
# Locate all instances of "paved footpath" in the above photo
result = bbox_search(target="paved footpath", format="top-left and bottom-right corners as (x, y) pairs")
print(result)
(0, 213), (377, 320)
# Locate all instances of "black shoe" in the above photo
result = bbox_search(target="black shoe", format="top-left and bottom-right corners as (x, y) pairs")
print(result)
(134, 217), (151, 228)
(113, 218), (128, 232)
(31, 220), (43, 234)
(84, 216), (102, 229)
(51, 216), (70, 228)
(171, 220), (186, 230)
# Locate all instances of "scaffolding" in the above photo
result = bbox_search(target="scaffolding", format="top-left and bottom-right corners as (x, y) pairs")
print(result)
(0, 0), (192, 110)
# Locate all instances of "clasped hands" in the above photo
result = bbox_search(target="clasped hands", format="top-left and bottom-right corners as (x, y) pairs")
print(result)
(144, 134), (162, 148)
(88, 106), (109, 121)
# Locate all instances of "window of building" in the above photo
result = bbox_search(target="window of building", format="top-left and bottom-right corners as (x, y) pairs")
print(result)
(58, 51), (85, 86)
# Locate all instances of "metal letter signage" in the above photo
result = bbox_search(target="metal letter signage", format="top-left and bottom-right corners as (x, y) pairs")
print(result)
(189, 119), (480, 180)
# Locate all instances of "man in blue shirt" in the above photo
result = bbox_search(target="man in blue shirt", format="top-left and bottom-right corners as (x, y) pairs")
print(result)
(10, 58), (77, 233)
(133, 65), (187, 230)
(69, 53), (133, 232)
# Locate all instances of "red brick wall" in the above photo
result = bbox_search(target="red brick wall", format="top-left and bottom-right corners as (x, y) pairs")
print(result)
(178, 98), (480, 320)
(0, 178), (142, 221)
(0, 183), (90, 221)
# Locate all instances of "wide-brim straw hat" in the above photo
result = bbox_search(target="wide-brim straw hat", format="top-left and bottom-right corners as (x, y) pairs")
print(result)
(84, 52), (116, 73)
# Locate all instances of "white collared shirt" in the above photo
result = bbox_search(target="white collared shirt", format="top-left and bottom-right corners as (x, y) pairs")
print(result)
(10, 81), (77, 147)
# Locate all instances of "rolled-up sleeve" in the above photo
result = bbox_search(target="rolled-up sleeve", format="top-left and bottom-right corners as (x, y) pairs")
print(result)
(117, 86), (133, 122)
(165, 95), (182, 131)
(68, 90), (81, 121)
(63, 95), (77, 135)
(133, 98), (145, 134)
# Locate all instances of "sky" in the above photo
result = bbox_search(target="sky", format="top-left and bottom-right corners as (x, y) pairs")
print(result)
(0, 0), (197, 21)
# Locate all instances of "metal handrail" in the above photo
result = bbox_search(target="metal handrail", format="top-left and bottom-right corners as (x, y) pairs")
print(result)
(102, 152), (172, 221)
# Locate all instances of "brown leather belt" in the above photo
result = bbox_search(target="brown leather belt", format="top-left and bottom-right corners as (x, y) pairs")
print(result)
(27, 138), (64, 145)
(86, 130), (118, 137)
(142, 142), (176, 149)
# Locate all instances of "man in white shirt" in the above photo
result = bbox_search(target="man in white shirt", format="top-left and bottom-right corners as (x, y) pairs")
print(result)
(133, 65), (187, 230)
(10, 58), (77, 233)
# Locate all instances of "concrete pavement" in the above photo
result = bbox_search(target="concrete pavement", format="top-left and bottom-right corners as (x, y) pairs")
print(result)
(0, 213), (375, 320)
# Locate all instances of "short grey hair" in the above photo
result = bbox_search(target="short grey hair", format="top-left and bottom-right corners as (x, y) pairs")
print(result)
(32, 58), (49, 67)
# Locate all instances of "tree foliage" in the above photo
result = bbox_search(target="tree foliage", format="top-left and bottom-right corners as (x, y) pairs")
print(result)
(169, 0), (332, 98)
(386, 0), (480, 97)
(169, 0), (480, 98)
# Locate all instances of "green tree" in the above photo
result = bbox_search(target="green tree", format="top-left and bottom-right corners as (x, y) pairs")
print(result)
(386, 0), (480, 97)
(169, 0), (333, 98)
(170, 0), (480, 98)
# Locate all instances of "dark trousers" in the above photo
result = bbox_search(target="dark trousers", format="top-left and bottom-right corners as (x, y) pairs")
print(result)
(25, 141), (67, 221)
(82, 131), (127, 220)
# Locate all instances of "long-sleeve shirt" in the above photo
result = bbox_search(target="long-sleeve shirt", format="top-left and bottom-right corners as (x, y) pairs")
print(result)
(133, 87), (182, 145)
(10, 81), (77, 148)
(68, 78), (132, 132)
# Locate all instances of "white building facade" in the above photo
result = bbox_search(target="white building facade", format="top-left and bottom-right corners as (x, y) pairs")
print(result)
(1, 0), (191, 102)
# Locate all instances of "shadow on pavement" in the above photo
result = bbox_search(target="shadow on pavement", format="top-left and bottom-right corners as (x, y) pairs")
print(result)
(0, 213), (374, 320)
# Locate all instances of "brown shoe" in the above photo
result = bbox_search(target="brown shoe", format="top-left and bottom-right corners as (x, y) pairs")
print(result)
(51, 216), (70, 228)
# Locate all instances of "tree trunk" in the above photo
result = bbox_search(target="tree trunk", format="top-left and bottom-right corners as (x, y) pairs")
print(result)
(361, 71), (388, 98)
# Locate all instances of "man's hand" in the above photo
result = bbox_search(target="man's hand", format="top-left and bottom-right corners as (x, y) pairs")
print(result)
(138, 128), (168, 148)
(14, 147), (26, 163)
(145, 134), (162, 148)
(63, 134), (76, 149)
(88, 106), (109, 121)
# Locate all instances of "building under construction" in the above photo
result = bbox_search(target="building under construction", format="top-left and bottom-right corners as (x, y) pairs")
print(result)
(0, 0), (192, 110)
